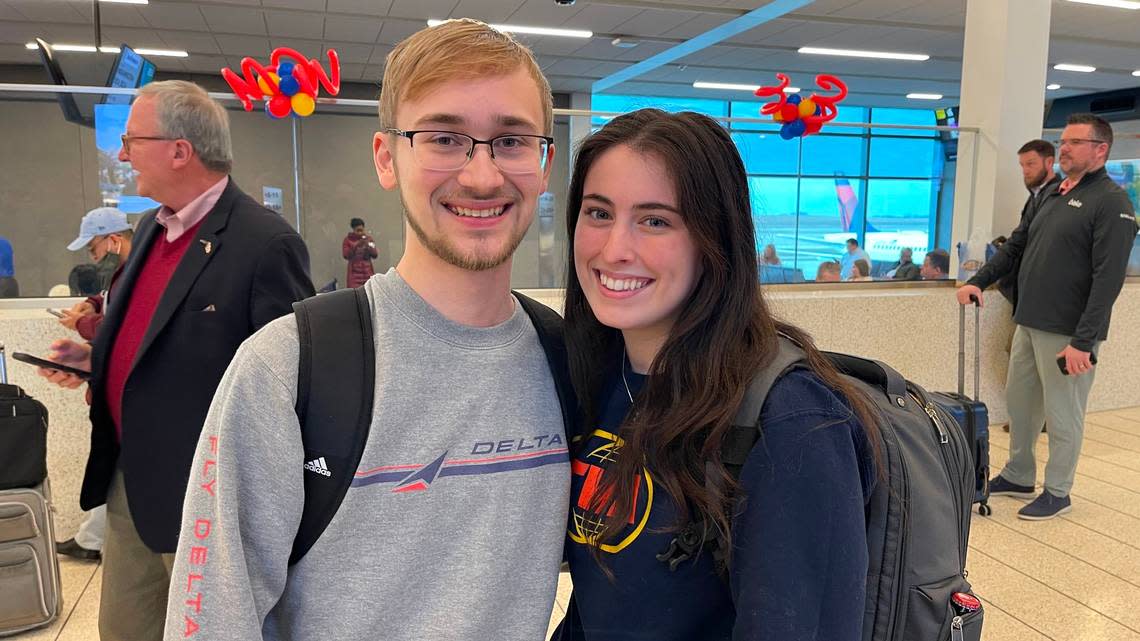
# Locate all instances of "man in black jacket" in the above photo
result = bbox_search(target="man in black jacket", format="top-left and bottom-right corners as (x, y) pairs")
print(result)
(995, 139), (1063, 307)
(39, 80), (314, 640)
(958, 114), (1138, 521)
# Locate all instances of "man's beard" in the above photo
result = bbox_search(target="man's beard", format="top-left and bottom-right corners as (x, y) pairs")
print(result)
(402, 198), (528, 272)
(1024, 167), (1048, 189)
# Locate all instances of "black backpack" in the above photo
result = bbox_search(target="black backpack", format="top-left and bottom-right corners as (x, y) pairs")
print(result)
(562, 339), (984, 641)
(286, 287), (574, 565)
(722, 340), (984, 641)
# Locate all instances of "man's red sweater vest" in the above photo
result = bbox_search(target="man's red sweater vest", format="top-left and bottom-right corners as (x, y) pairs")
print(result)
(105, 220), (205, 440)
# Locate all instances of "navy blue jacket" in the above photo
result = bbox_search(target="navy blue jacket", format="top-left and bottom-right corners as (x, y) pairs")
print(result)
(558, 363), (875, 641)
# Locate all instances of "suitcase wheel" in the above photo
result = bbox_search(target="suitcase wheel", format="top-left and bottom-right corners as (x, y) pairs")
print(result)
(978, 503), (992, 516)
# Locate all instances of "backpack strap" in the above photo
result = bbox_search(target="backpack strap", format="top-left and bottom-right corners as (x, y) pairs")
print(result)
(719, 338), (807, 475)
(289, 287), (374, 565)
(513, 292), (577, 433)
(657, 337), (805, 573)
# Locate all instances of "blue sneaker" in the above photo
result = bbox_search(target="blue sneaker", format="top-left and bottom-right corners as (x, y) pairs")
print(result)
(1017, 491), (1072, 520)
(989, 475), (1036, 499)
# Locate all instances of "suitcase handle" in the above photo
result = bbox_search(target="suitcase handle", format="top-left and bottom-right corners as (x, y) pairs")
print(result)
(0, 343), (8, 386)
(957, 298), (980, 401)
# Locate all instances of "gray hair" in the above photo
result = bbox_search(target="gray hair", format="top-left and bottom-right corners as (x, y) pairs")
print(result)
(137, 80), (233, 174)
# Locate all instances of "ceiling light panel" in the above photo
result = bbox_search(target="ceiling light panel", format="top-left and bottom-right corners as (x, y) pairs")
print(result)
(798, 46), (929, 61)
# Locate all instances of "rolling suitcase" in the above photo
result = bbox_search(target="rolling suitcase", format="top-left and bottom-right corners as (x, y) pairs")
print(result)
(0, 344), (63, 637)
(930, 301), (993, 516)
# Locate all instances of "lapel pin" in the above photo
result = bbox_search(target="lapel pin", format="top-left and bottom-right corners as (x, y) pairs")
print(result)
(200, 239), (212, 255)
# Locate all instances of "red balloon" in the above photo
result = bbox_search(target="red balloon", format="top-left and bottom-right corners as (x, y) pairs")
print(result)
(268, 94), (292, 118)
(780, 104), (800, 122)
(805, 121), (823, 135)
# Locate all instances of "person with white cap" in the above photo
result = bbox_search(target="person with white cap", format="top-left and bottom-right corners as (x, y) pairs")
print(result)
(66, 206), (133, 292)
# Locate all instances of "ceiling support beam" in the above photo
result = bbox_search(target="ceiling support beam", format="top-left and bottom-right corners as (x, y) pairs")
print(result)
(591, 0), (814, 93)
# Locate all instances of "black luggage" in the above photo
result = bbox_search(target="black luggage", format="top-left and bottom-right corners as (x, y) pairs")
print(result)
(0, 344), (63, 636)
(930, 301), (993, 516)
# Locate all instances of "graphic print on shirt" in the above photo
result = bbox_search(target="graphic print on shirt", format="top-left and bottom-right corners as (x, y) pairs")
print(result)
(568, 429), (654, 553)
(352, 433), (567, 492)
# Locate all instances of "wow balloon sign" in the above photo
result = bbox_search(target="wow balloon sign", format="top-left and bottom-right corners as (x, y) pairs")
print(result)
(222, 47), (341, 119)
(755, 73), (848, 140)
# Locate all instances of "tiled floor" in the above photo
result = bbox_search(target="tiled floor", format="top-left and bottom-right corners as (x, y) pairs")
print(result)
(14, 407), (1140, 641)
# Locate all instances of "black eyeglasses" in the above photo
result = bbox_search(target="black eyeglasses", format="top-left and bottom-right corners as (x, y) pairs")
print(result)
(120, 134), (176, 153)
(385, 129), (553, 174)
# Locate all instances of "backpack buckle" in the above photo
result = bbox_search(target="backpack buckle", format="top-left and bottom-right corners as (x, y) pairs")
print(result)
(656, 522), (704, 572)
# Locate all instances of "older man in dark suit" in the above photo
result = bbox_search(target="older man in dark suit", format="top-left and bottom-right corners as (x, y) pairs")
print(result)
(40, 80), (314, 641)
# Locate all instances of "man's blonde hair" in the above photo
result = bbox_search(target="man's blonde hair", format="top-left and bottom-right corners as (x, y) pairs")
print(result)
(379, 19), (553, 135)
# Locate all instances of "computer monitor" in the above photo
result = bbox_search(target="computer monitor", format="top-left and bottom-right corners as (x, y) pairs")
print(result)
(935, 106), (960, 161)
(33, 37), (91, 127)
(33, 39), (157, 125)
(102, 44), (157, 106)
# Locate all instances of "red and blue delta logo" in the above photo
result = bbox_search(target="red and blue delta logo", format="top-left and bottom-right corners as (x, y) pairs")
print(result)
(351, 433), (568, 493)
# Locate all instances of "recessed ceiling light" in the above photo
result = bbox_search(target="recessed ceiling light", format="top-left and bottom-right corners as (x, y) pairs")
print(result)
(135, 48), (188, 57)
(610, 37), (638, 48)
(1133, 70), (1140, 77)
(26, 42), (187, 57)
(693, 81), (800, 93)
(99, 0), (149, 4)
(906, 93), (943, 100)
(426, 19), (591, 38)
(1047, 83), (1062, 90)
(1053, 63), (1096, 72)
(798, 46), (929, 61)
(1066, 0), (1140, 9)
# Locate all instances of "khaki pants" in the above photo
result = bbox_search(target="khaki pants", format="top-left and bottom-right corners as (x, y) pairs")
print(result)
(1001, 325), (1098, 497)
(100, 469), (175, 641)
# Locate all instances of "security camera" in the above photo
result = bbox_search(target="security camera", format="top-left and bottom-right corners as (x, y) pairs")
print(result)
(554, 0), (576, 5)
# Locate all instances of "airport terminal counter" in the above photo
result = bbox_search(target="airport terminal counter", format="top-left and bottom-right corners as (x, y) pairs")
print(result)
(4, 280), (1139, 540)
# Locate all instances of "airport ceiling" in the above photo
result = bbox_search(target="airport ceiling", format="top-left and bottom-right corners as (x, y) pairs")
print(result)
(1, 0), (1138, 109)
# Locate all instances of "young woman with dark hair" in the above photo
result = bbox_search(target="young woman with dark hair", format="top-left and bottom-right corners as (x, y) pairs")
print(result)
(556, 109), (881, 641)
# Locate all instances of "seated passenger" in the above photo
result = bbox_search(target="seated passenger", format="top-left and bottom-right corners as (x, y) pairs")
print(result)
(815, 259), (841, 282)
(556, 108), (879, 641)
(922, 248), (951, 280)
(759, 243), (781, 266)
(848, 258), (873, 281)
(887, 248), (921, 280)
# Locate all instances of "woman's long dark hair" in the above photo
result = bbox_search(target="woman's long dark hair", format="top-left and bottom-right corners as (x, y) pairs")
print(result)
(563, 109), (882, 572)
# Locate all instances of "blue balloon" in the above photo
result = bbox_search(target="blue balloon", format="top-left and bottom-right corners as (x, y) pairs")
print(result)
(787, 94), (802, 105)
(814, 105), (822, 115)
(779, 122), (796, 140)
(786, 119), (807, 138)
(279, 76), (300, 97)
(278, 62), (295, 77)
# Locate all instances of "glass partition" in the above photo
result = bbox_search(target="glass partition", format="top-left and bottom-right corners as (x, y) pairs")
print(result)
(0, 84), (980, 297)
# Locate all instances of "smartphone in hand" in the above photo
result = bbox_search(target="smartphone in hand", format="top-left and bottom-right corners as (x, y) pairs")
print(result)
(11, 352), (92, 380)
(45, 308), (65, 318)
(1057, 352), (1098, 376)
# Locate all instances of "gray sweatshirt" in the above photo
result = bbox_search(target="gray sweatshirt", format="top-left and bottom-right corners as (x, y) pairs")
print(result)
(164, 270), (569, 641)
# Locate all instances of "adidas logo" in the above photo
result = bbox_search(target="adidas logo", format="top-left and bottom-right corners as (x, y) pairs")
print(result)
(304, 457), (332, 477)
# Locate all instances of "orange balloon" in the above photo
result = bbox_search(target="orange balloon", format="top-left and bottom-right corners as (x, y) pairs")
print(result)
(257, 72), (280, 97)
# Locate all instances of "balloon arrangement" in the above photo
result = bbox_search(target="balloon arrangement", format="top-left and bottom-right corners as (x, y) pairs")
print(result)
(755, 73), (849, 139)
(221, 47), (341, 119)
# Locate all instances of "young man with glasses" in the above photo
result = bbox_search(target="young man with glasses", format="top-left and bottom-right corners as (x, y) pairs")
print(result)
(958, 113), (1138, 520)
(164, 19), (571, 641)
